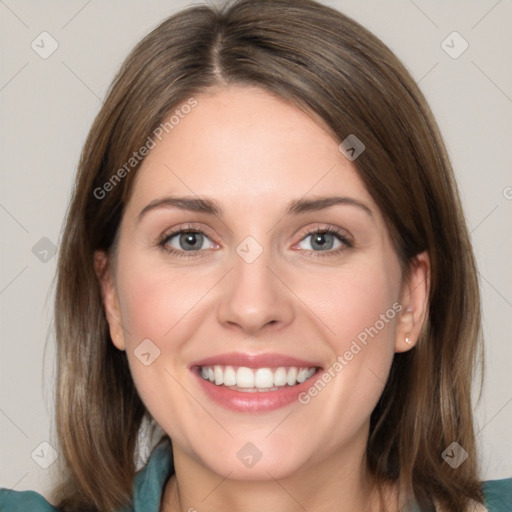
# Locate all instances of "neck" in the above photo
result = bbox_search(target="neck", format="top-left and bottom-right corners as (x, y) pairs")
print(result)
(161, 437), (399, 512)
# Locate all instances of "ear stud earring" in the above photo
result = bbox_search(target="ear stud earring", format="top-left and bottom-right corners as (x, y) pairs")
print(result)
(405, 336), (411, 344)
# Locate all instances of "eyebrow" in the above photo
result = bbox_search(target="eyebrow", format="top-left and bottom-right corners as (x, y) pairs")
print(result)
(137, 195), (373, 223)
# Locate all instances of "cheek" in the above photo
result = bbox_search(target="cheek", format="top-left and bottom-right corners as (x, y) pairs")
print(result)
(292, 256), (401, 428)
(333, 272), (398, 354)
(115, 263), (197, 439)
(116, 255), (211, 346)
(113, 254), (217, 421)
(302, 254), (401, 357)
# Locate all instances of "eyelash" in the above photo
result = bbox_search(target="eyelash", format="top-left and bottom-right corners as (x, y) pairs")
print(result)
(157, 224), (353, 259)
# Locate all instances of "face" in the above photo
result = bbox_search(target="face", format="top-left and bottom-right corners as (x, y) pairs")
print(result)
(96, 85), (428, 481)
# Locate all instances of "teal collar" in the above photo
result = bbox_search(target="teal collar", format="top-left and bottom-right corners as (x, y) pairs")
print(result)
(122, 438), (174, 511)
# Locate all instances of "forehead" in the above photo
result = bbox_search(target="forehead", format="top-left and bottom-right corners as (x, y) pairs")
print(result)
(127, 85), (376, 216)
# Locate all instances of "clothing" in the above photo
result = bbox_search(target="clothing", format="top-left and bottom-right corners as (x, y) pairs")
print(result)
(1, 439), (511, 511)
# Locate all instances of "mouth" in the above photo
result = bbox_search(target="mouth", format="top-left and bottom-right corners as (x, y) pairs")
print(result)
(197, 365), (319, 392)
(190, 353), (323, 412)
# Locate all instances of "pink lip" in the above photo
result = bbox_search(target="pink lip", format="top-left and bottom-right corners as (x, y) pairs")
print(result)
(190, 352), (323, 369)
(190, 352), (323, 413)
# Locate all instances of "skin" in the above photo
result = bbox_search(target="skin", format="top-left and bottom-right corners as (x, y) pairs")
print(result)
(95, 85), (430, 512)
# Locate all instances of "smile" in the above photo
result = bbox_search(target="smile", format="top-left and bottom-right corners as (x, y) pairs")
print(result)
(191, 353), (323, 412)
(200, 365), (318, 391)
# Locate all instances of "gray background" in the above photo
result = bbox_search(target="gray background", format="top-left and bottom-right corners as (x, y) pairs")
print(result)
(1, 0), (511, 500)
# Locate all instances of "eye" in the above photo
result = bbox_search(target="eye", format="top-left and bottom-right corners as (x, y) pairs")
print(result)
(158, 225), (217, 257)
(296, 227), (352, 256)
(157, 225), (352, 259)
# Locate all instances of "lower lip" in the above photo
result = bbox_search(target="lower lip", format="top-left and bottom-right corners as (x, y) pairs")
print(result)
(192, 368), (321, 412)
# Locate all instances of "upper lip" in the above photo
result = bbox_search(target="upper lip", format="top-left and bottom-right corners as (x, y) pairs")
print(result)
(191, 352), (323, 369)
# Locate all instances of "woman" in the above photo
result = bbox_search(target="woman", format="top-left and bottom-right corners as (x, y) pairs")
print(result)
(1, 0), (510, 510)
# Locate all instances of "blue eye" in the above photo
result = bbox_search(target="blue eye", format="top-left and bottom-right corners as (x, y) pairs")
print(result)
(159, 228), (216, 257)
(296, 228), (352, 256)
(158, 226), (352, 259)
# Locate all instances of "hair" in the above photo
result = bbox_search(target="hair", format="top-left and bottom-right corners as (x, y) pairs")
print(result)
(51, 0), (484, 510)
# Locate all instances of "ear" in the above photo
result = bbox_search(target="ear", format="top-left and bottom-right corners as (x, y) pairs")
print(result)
(93, 250), (126, 351)
(394, 251), (430, 353)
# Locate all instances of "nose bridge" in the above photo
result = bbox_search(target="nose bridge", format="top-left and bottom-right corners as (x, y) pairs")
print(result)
(216, 236), (294, 333)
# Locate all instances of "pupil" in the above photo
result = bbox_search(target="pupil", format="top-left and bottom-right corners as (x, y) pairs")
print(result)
(181, 232), (202, 250)
(313, 233), (333, 250)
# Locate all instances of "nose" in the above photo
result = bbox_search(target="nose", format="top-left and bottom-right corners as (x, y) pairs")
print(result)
(216, 245), (295, 335)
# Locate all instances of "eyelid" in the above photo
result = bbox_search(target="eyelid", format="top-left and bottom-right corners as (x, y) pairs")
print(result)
(158, 222), (218, 244)
(291, 224), (353, 253)
(157, 222), (353, 258)
(300, 224), (352, 241)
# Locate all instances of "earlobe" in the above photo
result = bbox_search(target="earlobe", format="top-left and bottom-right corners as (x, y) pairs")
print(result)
(93, 250), (126, 351)
(394, 251), (430, 353)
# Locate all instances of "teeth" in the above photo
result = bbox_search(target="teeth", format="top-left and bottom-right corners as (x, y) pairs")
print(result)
(214, 365), (223, 385)
(297, 368), (309, 383)
(236, 367), (254, 388)
(223, 365), (236, 386)
(255, 368), (274, 388)
(199, 365), (317, 390)
(286, 367), (297, 386)
(273, 367), (287, 386)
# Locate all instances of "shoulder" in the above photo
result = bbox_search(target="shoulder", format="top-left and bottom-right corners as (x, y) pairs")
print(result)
(482, 477), (512, 512)
(0, 488), (58, 511)
(2, 478), (510, 512)
(0, 439), (174, 512)
(433, 479), (512, 512)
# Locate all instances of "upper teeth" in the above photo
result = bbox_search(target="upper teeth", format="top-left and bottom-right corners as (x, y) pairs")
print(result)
(200, 365), (317, 389)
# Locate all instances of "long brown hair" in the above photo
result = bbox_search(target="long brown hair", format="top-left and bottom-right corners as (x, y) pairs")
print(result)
(51, 0), (484, 510)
